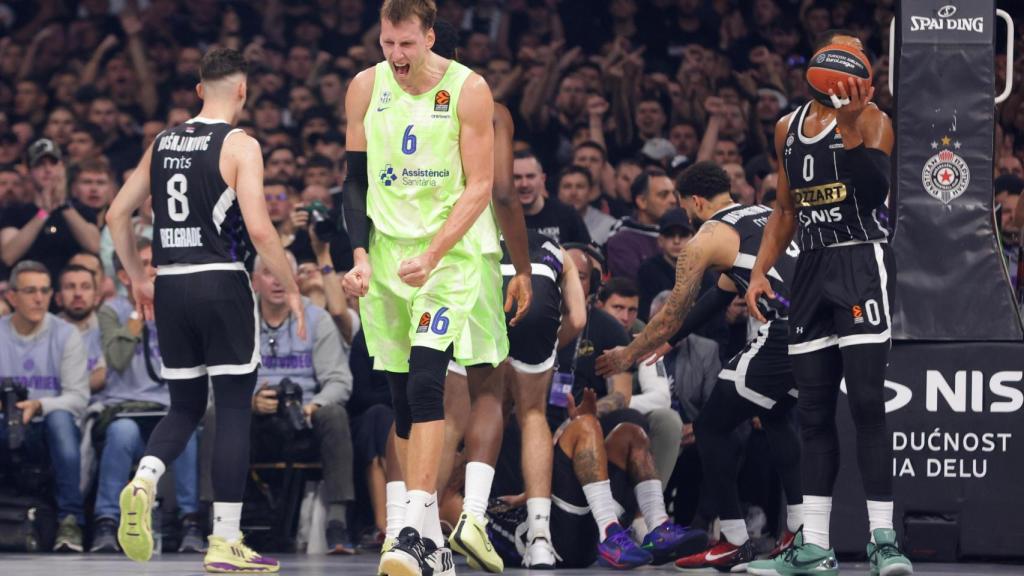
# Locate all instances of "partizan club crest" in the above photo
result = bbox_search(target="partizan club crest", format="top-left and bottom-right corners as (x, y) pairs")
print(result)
(921, 136), (970, 205)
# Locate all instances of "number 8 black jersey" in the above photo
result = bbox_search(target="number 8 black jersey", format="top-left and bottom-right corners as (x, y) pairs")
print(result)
(150, 119), (254, 270)
(783, 102), (888, 251)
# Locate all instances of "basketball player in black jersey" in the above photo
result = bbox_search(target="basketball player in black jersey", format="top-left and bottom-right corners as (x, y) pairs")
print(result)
(745, 31), (912, 576)
(597, 162), (803, 572)
(106, 48), (302, 573)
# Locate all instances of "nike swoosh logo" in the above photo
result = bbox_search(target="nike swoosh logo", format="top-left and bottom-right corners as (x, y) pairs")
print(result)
(706, 549), (737, 561)
(377, 107), (390, 112)
(425, 501), (435, 508)
(603, 549), (622, 562)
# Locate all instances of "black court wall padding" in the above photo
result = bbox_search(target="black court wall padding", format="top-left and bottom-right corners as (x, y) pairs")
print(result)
(829, 342), (1024, 558)
(891, 0), (1023, 341)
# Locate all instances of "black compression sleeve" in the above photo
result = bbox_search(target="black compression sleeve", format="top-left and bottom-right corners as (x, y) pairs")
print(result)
(845, 146), (891, 207)
(343, 151), (370, 250)
(667, 286), (737, 347)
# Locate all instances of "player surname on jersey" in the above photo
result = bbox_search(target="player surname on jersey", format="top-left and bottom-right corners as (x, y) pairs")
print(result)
(157, 133), (212, 152)
(160, 226), (203, 248)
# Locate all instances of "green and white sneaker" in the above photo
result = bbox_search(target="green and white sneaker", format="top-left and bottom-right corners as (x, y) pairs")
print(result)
(747, 529), (839, 576)
(868, 528), (913, 576)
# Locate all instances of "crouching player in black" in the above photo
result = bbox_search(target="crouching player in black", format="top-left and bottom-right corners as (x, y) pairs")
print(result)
(598, 161), (803, 572)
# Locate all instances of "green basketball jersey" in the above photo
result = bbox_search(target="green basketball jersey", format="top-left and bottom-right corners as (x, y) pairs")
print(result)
(365, 59), (492, 246)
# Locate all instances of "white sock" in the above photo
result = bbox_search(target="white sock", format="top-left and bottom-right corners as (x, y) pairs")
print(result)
(633, 479), (668, 530)
(403, 490), (434, 535)
(720, 519), (750, 546)
(526, 497), (552, 542)
(423, 492), (444, 548)
(385, 481), (407, 539)
(212, 502), (243, 540)
(463, 462), (495, 521)
(803, 495), (832, 549)
(135, 456), (166, 485)
(582, 480), (620, 540)
(787, 504), (804, 533)
(867, 500), (894, 542)
(631, 515), (649, 543)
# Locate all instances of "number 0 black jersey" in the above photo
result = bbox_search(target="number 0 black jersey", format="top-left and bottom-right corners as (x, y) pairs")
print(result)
(708, 203), (796, 319)
(783, 102), (888, 251)
(150, 118), (254, 270)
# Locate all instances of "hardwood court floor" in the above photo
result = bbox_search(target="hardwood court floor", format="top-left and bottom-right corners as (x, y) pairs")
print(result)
(0, 553), (1022, 575)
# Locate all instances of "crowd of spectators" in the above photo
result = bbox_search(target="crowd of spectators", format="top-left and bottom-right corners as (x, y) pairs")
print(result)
(0, 0), (1021, 560)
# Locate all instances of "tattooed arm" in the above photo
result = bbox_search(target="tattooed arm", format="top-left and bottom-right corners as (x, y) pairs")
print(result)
(596, 373), (633, 417)
(596, 221), (739, 376)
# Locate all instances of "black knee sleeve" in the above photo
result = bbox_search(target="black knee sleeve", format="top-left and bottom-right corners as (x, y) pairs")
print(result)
(693, 383), (754, 522)
(792, 347), (843, 497)
(762, 408), (803, 506)
(407, 346), (452, 424)
(145, 376), (208, 464)
(210, 371), (258, 502)
(387, 372), (412, 439)
(841, 343), (893, 500)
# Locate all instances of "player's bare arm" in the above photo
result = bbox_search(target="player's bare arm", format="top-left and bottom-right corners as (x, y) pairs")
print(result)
(556, 247), (587, 349)
(493, 101), (533, 325)
(107, 144), (156, 319)
(397, 73), (495, 287)
(595, 372), (633, 417)
(633, 263), (743, 368)
(227, 132), (306, 339)
(341, 67), (375, 297)
(596, 220), (737, 375)
(748, 113), (799, 322)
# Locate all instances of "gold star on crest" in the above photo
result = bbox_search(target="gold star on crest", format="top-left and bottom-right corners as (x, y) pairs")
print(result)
(941, 135), (952, 146)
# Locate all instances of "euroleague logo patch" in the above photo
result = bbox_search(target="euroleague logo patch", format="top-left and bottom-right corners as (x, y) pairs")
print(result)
(922, 137), (970, 205)
(416, 312), (431, 334)
(852, 305), (864, 325)
(434, 90), (450, 112)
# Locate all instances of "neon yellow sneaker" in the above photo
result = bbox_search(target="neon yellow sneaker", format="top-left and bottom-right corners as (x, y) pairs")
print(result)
(378, 537), (396, 576)
(117, 478), (155, 562)
(449, 511), (504, 573)
(203, 535), (280, 573)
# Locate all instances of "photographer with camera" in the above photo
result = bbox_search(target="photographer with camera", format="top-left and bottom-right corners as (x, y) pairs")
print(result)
(250, 251), (356, 554)
(90, 238), (203, 554)
(288, 188), (356, 345)
(0, 260), (89, 552)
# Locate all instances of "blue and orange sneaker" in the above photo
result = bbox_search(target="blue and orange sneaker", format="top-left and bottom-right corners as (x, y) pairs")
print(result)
(641, 521), (708, 565)
(597, 523), (652, 569)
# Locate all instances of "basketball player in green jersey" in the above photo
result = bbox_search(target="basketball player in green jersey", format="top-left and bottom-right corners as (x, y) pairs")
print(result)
(342, 1), (501, 575)
(379, 18), (536, 575)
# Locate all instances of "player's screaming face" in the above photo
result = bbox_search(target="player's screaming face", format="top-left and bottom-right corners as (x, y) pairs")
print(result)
(380, 16), (436, 80)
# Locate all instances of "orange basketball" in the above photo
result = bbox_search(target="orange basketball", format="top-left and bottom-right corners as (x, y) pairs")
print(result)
(805, 43), (872, 105)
